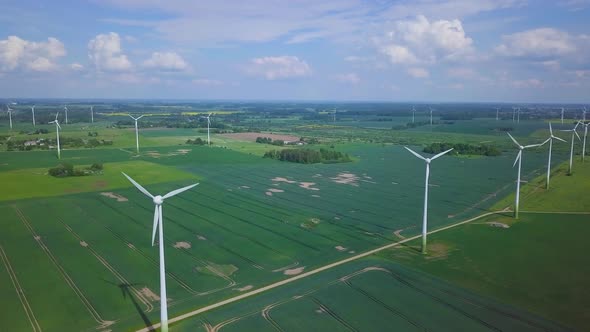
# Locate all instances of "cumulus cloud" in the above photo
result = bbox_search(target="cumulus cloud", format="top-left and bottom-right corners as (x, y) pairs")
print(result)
(407, 67), (430, 78)
(378, 15), (473, 66)
(0, 36), (65, 72)
(495, 28), (577, 58)
(88, 32), (132, 71)
(246, 56), (311, 80)
(143, 52), (189, 71)
(335, 73), (360, 84)
(70, 63), (84, 71)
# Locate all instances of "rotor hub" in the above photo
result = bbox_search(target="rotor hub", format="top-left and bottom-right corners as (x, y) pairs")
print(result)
(153, 195), (164, 205)
(425, 158), (431, 163)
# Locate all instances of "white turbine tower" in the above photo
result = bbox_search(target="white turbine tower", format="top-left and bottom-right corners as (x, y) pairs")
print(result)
(517, 107), (521, 124)
(561, 122), (581, 175)
(31, 105), (36, 127)
(429, 107), (433, 126)
(128, 114), (144, 154)
(512, 107), (516, 122)
(49, 113), (62, 159)
(579, 121), (589, 162)
(206, 113), (212, 146)
(561, 108), (565, 124)
(6, 105), (13, 129)
(544, 123), (566, 189)
(122, 173), (199, 332)
(583, 107), (587, 122)
(496, 107), (500, 121)
(90, 106), (94, 123)
(507, 133), (546, 219)
(412, 106), (416, 123)
(64, 106), (69, 124)
(404, 146), (454, 254)
(332, 110), (336, 123)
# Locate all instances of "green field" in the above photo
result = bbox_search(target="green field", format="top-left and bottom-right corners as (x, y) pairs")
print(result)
(0, 106), (586, 332)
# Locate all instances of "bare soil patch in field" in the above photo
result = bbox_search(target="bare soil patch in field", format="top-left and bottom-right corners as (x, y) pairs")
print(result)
(141, 287), (160, 301)
(284, 266), (305, 275)
(268, 188), (284, 193)
(265, 191), (273, 196)
(100, 192), (128, 202)
(299, 182), (319, 191)
(272, 177), (296, 184)
(173, 241), (192, 249)
(331, 172), (360, 186)
(80, 241), (88, 247)
(233, 285), (253, 292)
(220, 132), (300, 142)
(335, 245), (347, 251)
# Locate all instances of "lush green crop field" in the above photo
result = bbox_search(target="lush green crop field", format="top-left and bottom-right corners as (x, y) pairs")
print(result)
(0, 112), (580, 332)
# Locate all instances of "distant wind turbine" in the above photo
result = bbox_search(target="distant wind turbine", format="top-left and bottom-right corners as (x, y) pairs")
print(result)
(31, 105), (36, 127)
(128, 115), (144, 154)
(404, 146), (453, 253)
(579, 121), (589, 162)
(517, 107), (521, 124)
(583, 107), (587, 122)
(49, 113), (62, 159)
(6, 105), (13, 129)
(91, 106), (94, 123)
(507, 133), (546, 218)
(332, 110), (336, 123)
(122, 173), (199, 332)
(429, 107), (433, 126)
(64, 106), (69, 124)
(512, 107), (516, 122)
(561, 122), (581, 175)
(544, 123), (566, 189)
(561, 108), (565, 124)
(206, 113), (213, 146)
(412, 106), (416, 123)
(496, 107), (500, 121)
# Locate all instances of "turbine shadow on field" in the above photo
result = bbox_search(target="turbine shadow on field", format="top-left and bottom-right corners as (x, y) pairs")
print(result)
(102, 278), (154, 329)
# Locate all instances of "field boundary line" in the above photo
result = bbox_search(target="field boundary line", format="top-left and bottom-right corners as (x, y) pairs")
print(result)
(520, 210), (590, 215)
(137, 208), (508, 332)
(0, 245), (42, 332)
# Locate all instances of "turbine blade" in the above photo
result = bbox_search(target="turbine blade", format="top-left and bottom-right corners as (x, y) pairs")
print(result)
(549, 122), (553, 135)
(137, 115), (144, 120)
(554, 136), (566, 143)
(575, 131), (581, 140)
(404, 147), (427, 161)
(507, 132), (520, 147)
(151, 206), (159, 246)
(512, 150), (522, 168)
(122, 172), (154, 198)
(128, 114), (135, 120)
(56, 122), (62, 129)
(431, 148), (454, 160)
(162, 183), (199, 199)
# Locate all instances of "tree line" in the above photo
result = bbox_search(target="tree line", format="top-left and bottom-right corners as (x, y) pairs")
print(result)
(423, 142), (501, 156)
(264, 148), (351, 164)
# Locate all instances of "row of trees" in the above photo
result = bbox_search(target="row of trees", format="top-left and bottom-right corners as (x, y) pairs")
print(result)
(263, 148), (351, 164)
(48, 162), (103, 177)
(423, 142), (501, 156)
(186, 137), (208, 145)
(255, 137), (285, 146)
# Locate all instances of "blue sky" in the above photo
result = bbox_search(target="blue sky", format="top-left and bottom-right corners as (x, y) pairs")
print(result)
(0, 0), (589, 102)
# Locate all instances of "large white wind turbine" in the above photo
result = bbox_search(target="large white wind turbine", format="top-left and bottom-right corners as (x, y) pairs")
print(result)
(561, 122), (581, 175)
(31, 105), (36, 127)
(206, 113), (213, 146)
(404, 146), (454, 253)
(6, 105), (12, 129)
(64, 106), (69, 124)
(128, 114), (144, 154)
(544, 123), (566, 189)
(122, 173), (199, 332)
(583, 107), (587, 122)
(507, 133), (546, 219)
(49, 113), (62, 159)
(579, 121), (589, 162)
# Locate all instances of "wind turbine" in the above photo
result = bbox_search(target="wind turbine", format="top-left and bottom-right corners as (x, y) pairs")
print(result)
(517, 107), (521, 124)
(429, 107), (433, 126)
(496, 107), (500, 121)
(507, 133), (546, 219)
(404, 146), (453, 253)
(412, 106), (416, 123)
(31, 105), (36, 127)
(206, 113), (213, 146)
(64, 106), (69, 124)
(561, 122), (581, 175)
(90, 106), (94, 123)
(583, 107), (587, 122)
(128, 115), (144, 154)
(512, 107), (516, 122)
(49, 113), (62, 159)
(6, 105), (12, 129)
(561, 107), (565, 124)
(579, 121), (589, 162)
(122, 173), (199, 332)
(544, 123), (566, 189)
(332, 110), (336, 123)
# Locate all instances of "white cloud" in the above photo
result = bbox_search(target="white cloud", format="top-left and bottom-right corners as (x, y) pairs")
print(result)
(0, 36), (65, 72)
(495, 28), (576, 58)
(192, 78), (223, 86)
(246, 56), (311, 80)
(335, 73), (360, 84)
(407, 67), (430, 78)
(143, 52), (189, 71)
(511, 78), (543, 88)
(70, 63), (84, 71)
(447, 67), (477, 79)
(378, 15), (473, 66)
(88, 32), (132, 71)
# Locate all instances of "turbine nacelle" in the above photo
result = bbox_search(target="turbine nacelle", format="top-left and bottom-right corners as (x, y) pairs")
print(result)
(153, 195), (164, 205)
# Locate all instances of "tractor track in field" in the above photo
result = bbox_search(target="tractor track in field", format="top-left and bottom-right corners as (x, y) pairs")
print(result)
(12, 205), (114, 330)
(58, 220), (154, 313)
(311, 297), (358, 332)
(0, 245), (42, 332)
(136, 208), (509, 332)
